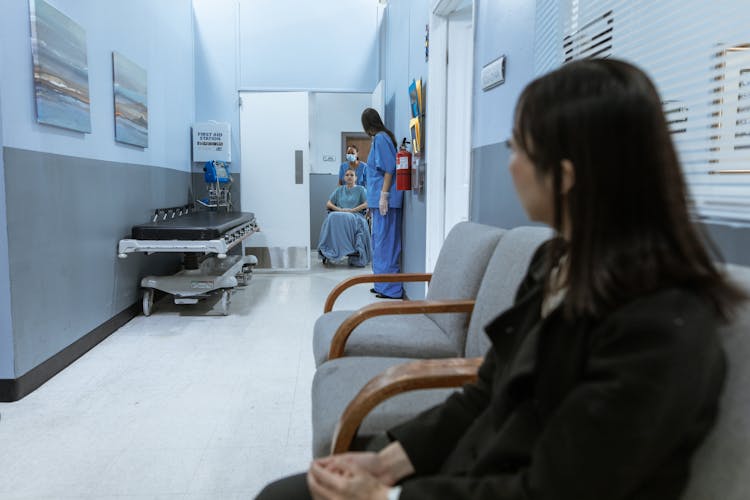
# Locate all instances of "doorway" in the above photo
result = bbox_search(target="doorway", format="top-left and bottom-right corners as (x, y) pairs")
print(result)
(425, 0), (475, 273)
(240, 91), (311, 270)
(341, 132), (371, 176)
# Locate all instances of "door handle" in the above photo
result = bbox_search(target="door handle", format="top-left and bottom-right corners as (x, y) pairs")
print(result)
(295, 150), (303, 184)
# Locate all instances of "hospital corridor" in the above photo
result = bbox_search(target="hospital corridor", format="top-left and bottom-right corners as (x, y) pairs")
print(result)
(2, 0), (750, 499)
(0, 260), (374, 498)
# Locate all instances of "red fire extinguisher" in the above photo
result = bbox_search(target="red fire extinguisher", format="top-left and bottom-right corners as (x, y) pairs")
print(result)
(396, 138), (412, 191)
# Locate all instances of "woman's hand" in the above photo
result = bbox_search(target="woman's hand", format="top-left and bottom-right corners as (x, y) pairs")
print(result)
(314, 452), (394, 485)
(307, 459), (389, 500)
(306, 442), (415, 499)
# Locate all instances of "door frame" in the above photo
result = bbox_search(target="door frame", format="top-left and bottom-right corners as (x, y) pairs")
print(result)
(425, 0), (476, 273)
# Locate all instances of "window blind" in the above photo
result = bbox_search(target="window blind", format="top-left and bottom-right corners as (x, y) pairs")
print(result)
(534, 0), (750, 223)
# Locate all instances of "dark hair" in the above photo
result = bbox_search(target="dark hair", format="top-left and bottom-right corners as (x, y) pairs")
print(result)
(513, 58), (745, 319)
(347, 144), (358, 153)
(361, 108), (397, 149)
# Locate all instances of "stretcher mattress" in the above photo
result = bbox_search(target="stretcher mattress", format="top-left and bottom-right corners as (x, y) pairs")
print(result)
(131, 211), (256, 240)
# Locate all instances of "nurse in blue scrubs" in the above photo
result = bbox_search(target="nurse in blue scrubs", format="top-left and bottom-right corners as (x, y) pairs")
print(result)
(338, 144), (367, 187)
(361, 108), (403, 299)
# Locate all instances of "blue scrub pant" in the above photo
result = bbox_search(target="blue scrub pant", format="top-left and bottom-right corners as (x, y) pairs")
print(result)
(371, 207), (403, 298)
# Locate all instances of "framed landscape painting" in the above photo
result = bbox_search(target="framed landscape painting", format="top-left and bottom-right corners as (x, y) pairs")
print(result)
(29, 0), (91, 133)
(112, 52), (148, 148)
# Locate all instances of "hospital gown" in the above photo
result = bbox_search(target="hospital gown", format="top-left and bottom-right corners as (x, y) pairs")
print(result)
(318, 185), (371, 267)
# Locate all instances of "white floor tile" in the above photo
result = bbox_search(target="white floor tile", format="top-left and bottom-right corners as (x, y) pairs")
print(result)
(0, 259), (374, 498)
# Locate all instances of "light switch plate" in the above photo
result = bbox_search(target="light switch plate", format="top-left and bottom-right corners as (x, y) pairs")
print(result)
(481, 55), (506, 91)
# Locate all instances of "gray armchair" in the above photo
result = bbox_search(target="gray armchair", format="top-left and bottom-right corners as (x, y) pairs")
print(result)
(681, 264), (750, 500)
(314, 252), (750, 500)
(311, 226), (552, 457)
(312, 222), (505, 367)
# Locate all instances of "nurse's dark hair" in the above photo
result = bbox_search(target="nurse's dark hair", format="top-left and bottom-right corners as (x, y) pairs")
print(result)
(513, 58), (745, 319)
(347, 144), (358, 152)
(361, 108), (397, 148)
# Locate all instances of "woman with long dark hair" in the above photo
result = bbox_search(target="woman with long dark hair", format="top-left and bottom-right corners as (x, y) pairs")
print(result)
(258, 59), (745, 500)
(360, 107), (403, 299)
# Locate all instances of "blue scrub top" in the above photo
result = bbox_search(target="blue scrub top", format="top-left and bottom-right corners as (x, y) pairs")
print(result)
(365, 132), (403, 209)
(338, 161), (367, 187)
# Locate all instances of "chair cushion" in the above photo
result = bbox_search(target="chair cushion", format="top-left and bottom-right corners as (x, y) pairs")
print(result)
(311, 356), (456, 458)
(682, 264), (750, 500)
(465, 226), (552, 357)
(425, 223), (505, 351)
(312, 310), (459, 367)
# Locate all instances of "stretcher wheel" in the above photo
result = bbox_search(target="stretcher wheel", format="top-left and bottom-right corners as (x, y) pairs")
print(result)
(219, 289), (231, 316)
(142, 288), (154, 316)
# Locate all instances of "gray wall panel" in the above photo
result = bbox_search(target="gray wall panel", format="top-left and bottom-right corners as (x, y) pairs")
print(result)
(401, 188), (426, 300)
(4, 147), (188, 377)
(470, 141), (539, 229)
(704, 222), (750, 267)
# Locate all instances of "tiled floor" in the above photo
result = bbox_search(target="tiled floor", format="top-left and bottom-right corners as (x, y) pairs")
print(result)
(0, 259), (376, 499)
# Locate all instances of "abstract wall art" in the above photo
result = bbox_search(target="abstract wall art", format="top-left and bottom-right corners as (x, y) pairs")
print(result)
(29, 0), (91, 133)
(112, 52), (148, 148)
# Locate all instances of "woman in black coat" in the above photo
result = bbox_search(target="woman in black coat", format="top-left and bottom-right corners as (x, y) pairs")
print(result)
(259, 59), (745, 500)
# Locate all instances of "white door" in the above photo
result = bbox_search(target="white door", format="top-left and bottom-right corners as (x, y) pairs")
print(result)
(240, 91), (310, 270)
(443, 5), (473, 237)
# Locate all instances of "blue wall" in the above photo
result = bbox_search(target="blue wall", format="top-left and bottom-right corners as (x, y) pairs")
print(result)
(192, 0), (381, 174)
(0, 0), (195, 380)
(0, 0), (194, 169)
(469, 0), (538, 230)
(237, 0), (380, 92)
(472, 0), (537, 149)
(468, 1), (750, 266)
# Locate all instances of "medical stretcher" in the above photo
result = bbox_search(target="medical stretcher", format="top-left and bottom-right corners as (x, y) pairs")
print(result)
(118, 206), (259, 316)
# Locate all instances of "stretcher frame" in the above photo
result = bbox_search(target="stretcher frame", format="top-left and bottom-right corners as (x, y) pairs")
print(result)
(118, 207), (260, 315)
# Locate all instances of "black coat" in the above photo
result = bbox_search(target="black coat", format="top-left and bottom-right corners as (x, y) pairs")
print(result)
(389, 244), (726, 500)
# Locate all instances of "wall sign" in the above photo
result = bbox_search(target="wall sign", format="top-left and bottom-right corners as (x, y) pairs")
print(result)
(192, 121), (231, 162)
(481, 55), (506, 91)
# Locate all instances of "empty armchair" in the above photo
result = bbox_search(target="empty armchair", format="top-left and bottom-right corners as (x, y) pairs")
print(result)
(311, 226), (552, 457)
(312, 222), (506, 367)
(681, 264), (750, 500)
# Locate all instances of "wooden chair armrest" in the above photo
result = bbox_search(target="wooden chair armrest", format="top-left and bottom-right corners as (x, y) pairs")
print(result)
(323, 273), (433, 313)
(328, 299), (475, 360)
(330, 357), (484, 454)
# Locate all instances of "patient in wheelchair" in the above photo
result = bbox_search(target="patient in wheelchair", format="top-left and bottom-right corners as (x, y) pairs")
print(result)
(318, 168), (372, 267)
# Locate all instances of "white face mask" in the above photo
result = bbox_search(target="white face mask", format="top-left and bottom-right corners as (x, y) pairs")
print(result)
(346, 153), (357, 162)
